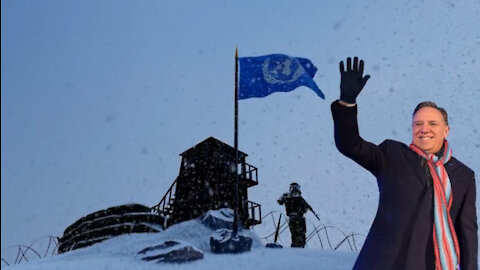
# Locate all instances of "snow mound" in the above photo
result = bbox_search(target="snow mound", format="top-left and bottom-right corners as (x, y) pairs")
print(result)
(200, 208), (235, 230)
(5, 210), (357, 269)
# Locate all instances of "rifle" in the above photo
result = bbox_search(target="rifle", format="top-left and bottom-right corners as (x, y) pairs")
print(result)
(310, 207), (321, 221)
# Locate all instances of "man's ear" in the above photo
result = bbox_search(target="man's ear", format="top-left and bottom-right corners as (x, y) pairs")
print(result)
(444, 125), (450, 138)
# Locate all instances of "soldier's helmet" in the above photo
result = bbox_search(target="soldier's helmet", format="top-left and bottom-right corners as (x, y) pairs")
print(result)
(289, 182), (301, 194)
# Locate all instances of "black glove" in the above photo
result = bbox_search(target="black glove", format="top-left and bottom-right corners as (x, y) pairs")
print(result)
(339, 57), (370, 104)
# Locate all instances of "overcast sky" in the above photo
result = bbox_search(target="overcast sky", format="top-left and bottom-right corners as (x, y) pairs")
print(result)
(2, 0), (480, 252)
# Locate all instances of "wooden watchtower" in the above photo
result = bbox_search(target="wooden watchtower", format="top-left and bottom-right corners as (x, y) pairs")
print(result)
(153, 137), (261, 228)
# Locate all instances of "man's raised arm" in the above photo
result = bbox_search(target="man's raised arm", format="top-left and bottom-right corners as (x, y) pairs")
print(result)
(331, 57), (384, 176)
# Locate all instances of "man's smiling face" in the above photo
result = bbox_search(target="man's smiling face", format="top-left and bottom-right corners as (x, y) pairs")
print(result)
(412, 106), (449, 154)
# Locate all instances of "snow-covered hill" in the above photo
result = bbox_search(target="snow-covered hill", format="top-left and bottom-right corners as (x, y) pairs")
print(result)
(6, 211), (357, 270)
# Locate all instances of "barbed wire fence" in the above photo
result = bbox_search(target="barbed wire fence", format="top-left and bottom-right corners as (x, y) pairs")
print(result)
(253, 211), (366, 251)
(1, 211), (365, 267)
(1, 236), (58, 267)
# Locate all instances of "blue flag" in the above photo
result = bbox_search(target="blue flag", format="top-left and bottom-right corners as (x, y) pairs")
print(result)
(238, 54), (324, 100)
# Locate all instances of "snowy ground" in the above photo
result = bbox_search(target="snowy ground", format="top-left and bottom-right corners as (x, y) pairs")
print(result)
(5, 218), (357, 270)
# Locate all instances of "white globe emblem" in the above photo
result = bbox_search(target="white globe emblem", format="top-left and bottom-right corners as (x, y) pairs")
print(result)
(262, 56), (305, 84)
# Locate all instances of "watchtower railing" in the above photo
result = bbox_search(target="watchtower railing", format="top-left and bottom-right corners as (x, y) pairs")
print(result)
(151, 178), (177, 214)
(242, 162), (258, 186)
(247, 200), (262, 225)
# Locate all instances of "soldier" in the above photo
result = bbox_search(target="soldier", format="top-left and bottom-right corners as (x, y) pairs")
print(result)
(277, 183), (314, 248)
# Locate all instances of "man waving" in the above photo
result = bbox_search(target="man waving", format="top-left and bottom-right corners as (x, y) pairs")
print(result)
(331, 57), (477, 270)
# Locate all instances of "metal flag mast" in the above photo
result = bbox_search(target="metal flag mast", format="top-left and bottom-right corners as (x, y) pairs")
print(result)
(233, 47), (239, 234)
(208, 48), (252, 253)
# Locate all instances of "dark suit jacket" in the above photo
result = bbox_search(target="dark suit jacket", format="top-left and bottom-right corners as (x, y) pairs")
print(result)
(331, 101), (477, 270)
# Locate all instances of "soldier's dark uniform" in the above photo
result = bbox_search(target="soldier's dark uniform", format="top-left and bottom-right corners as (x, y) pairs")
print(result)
(277, 183), (313, 248)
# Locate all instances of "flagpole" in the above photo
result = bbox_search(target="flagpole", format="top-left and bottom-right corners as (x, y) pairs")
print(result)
(233, 47), (239, 234)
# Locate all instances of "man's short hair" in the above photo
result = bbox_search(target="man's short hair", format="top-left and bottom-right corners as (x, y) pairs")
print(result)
(413, 101), (448, 125)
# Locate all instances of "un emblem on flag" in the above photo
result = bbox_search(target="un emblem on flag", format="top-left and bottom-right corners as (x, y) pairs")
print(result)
(262, 55), (305, 84)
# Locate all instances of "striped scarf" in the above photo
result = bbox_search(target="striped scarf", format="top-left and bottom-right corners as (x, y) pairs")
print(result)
(410, 140), (460, 270)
